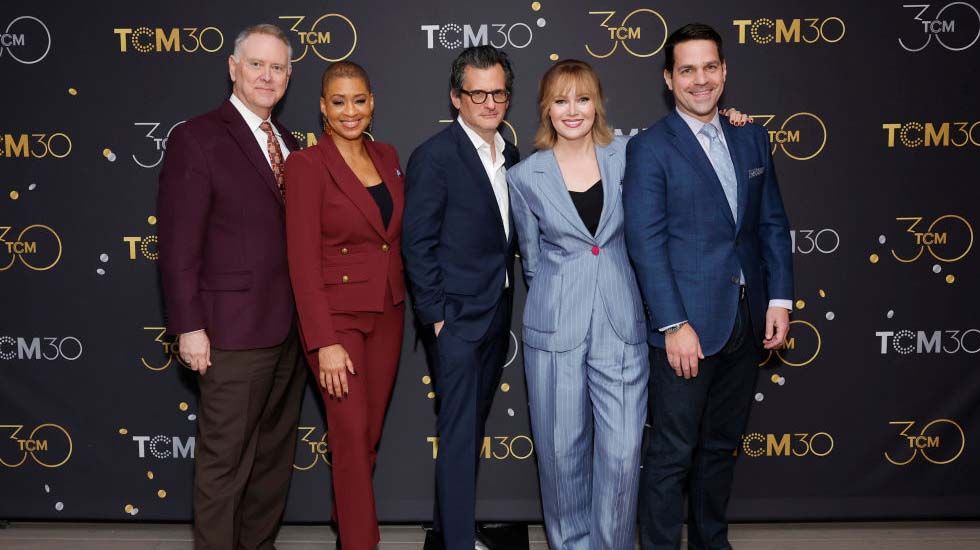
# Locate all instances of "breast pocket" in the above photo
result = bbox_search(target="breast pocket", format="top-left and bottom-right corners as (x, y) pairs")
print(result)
(524, 274), (561, 333)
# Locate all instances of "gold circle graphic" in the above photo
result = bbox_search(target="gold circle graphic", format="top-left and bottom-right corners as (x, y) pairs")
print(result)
(774, 320), (822, 367)
(779, 112), (828, 161)
(620, 9), (669, 58)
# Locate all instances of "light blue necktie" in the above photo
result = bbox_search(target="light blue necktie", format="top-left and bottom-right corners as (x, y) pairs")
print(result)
(701, 123), (744, 284)
(700, 123), (738, 223)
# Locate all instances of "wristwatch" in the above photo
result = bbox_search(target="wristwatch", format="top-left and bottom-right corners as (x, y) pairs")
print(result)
(664, 321), (687, 335)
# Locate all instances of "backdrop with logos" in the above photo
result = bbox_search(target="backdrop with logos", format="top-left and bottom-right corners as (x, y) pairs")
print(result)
(2, 0), (979, 522)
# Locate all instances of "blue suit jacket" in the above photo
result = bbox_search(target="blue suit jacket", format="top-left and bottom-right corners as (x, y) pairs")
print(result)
(402, 121), (520, 342)
(508, 137), (646, 352)
(623, 111), (794, 355)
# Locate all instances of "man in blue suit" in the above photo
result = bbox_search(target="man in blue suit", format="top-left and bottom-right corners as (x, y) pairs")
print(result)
(402, 45), (520, 550)
(623, 24), (794, 550)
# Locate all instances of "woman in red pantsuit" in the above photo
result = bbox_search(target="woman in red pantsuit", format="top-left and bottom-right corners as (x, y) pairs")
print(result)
(285, 61), (405, 550)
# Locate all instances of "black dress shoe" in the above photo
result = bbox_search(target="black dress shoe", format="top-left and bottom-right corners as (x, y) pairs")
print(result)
(423, 528), (445, 550)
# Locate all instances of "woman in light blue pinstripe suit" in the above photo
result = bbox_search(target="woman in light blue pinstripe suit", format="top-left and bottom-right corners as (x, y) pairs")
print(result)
(507, 60), (648, 550)
(509, 60), (752, 549)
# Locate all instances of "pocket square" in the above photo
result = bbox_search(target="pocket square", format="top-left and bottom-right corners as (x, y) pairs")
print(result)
(396, 169), (402, 176)
(748, 167), (765, 177)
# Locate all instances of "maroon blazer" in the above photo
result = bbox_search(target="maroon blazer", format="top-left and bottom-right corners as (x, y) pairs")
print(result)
(157, 99), (300, 350)
(285, 134), (406, 353)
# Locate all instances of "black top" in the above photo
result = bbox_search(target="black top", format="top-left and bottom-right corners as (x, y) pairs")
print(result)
(366, 181), (393, 229)
(568, 180), (603, 236)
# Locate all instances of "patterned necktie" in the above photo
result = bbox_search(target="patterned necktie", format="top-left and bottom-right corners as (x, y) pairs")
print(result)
(700, 123), (737, 222)
(259, 121), (285, 198)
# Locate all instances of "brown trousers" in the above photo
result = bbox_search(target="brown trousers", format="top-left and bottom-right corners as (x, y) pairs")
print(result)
(193, 327), (305, 550)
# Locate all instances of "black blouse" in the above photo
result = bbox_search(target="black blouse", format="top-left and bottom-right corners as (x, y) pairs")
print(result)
(366, 181), (393, 229)
(568, 180), (603, 236)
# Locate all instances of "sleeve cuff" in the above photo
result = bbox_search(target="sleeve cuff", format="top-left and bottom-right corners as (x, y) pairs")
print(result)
(769, 299), (793, 311)
(658, 320), (688, 332)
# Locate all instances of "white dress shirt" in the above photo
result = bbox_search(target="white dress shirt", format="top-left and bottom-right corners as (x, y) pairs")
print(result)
(659, 109), (791, 332)
(230, 93), (290, 167)
(458, 117), (510, 287)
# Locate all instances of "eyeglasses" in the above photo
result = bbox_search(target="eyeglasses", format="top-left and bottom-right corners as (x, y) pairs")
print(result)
(460, 89), (510, 104)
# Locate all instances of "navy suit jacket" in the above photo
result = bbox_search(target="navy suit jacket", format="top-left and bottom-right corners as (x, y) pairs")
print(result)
(402, 121), (520, 342)
(623, 111), (794, 355)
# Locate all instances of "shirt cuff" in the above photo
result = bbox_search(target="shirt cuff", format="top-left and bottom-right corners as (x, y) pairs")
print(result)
(181, 329), (206, 336)
(769, 299), (793, 311)
(659, 320), (688, 332)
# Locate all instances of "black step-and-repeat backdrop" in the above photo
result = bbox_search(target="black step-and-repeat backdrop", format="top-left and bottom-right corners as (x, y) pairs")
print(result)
(2, 0), (979, 522)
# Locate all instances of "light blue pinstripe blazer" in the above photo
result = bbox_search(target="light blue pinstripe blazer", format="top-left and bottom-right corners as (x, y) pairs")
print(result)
(508, 136), (647, 352)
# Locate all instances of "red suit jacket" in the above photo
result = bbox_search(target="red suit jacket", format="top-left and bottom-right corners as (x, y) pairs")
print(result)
(157, 100), (300, 350)
(285, 135), (406, 353)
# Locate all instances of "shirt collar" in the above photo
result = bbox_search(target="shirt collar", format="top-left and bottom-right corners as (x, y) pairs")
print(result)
(675, 107), (722, 139)
(457, 117), (504, 155)
(229, 93), (278, 136)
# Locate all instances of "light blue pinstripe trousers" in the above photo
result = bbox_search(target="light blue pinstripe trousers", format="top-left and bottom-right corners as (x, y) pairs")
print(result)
(524, 288), (649, 550)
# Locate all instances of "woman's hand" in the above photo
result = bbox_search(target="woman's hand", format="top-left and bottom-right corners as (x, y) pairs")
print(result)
(720, 107), (754, 127)
(317, 344), (355, 398)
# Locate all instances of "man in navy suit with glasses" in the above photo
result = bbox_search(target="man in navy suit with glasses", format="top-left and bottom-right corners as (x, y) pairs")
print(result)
(402, 45), (520, 550)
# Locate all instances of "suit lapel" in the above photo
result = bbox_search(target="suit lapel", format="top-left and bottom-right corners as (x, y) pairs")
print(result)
(316, 135), (388, 240)
(720, 119), (748, 234)
(666, 112), (735, 228)
(594, 142), (620, 239)
(452, 122), (508, 248)
(537, 150), (593, 240)
(275, 120), (300, 152)
(366, 141), (404, 241)
(221, 100), (285, 205)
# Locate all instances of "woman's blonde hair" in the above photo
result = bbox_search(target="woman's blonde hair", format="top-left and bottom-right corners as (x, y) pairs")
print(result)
(534, 59), (613, 150)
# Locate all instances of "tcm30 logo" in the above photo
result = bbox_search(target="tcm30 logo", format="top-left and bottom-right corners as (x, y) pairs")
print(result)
(123, 234), (158, 261)
(740, 431), (834, 458)
(427, 434), (534, 460)
(899, 3), (980, 51)
(0, 225), (62, 272)
(0, 424), (72, 468)
(421, 22), (533, 49)
(294, 426), (330, 470)
(113, 26), (224, 53)
(883, 121), (980, 148)
(889, 215), (973, 263)
(733, 17), (845, 44)
(139, 327), (187, 371)
(0, 16), (51, 64)
(876, 329), (980, 354)
(0, 132), (72, 159)
(0, 336), (82, 361)
(791, 229), (840, 255)
(280, 14), (357, 62)
(132, 122), (184, 168)
(885, 419), (965, 465)
(132, 435), (195, 459)
(760, 320), (822, 367)
(585, 9), (668, 58)
(751, 113), (828, 160)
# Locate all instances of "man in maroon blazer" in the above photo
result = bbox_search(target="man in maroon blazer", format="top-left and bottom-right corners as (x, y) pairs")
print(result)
(157, 24), (305, 550)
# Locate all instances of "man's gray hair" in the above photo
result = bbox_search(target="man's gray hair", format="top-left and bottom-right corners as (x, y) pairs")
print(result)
(232, 24), (293, 63)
